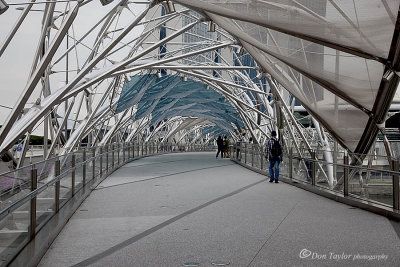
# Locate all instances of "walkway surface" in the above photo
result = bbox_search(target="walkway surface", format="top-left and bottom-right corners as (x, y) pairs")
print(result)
(38, 152), (400, 267)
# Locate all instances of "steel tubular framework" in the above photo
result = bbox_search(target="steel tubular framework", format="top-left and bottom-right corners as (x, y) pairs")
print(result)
(0, 0), (399, 189)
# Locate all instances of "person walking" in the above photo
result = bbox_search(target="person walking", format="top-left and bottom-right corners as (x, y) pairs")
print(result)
(264, 131), (283, 183)
(223, 136), (230, 158)
(216, 135), (224, 158)
(236, 133), (247, 159)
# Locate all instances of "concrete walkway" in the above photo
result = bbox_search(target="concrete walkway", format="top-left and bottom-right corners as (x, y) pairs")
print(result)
(38, 152), (400, 267)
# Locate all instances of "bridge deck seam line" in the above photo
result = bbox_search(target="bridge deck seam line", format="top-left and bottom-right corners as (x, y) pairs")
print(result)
(71, 178), (266, 267)
(118, 158), (201, 169)
(94, 163), (235, 190)
(246, 202), (300, 267)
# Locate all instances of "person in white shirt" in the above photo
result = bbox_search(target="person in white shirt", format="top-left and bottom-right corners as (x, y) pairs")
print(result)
(241, 133), (247, 143)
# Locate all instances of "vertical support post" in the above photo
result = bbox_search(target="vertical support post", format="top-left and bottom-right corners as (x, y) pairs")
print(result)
(55, 159), (60, 213)
(141, 142), (144, 156)
(100, 147), (103, 177)
(92, 147), (96, 180)
(244, 143), (247, 164)
(392, 159), (399, 210)
(251, 144), (254, 167)
(30, 167), (37, 240)
(122, 143), (125, 163)
(289, 147), (293, 180)
(260, 145), (263, 170)
(133, 142), (135, 158)
(71, 154), (75, 196)
(82, 149), (86, 185)
(112, 144), (115, 169)
(128, 142), (131, 159)
(117, 143), (120, 165)
(106, 144), (109, 173)
(311, 151), (316, 186)
(344, 153), (349, 196)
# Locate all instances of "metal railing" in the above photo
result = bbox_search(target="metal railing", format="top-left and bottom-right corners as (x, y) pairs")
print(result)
(231, 143), (400, 211)
(0, 142), (215, 265)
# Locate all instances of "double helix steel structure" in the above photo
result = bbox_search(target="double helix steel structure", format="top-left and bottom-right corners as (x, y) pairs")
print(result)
(0, 0), (400, 265)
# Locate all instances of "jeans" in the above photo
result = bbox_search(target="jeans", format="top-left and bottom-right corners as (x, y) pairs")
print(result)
(269, 157), (281, 181)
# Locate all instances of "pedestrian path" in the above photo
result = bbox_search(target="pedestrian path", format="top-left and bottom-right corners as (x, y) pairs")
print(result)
(38, 152), (400, 266)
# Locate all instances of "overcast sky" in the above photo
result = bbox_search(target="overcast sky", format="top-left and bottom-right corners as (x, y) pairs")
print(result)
(0, 0), (147, 135)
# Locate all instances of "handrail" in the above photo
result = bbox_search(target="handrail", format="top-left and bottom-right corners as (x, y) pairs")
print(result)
(230, 143), (400, 212)
(291, 156), (398, 175)
(0, 141), (216, 265)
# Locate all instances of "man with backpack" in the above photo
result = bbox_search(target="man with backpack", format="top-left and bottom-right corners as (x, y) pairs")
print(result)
(216, 135), (224, 158)
(264, 131), (283, 183)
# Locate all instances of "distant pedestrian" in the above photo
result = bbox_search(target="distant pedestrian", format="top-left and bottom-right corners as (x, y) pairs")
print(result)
(236, 133), (247, 159)
(241, 133), (247, 143)
(216, 135), (224, 158)
(223, 136), (230, 158)
(264, 131), (283, 183)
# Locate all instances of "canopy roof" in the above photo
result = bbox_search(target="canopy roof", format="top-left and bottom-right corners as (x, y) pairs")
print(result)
(116, 73), (245, 133)
(0, 0), (399, 158)
(174, 0), (400, 153)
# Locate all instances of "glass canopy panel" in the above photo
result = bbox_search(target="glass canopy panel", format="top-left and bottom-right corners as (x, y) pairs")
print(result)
(175, 0), (398, 59)
(117, 74), (245, 131)
(217, 18), (385, 111)
(244, 43), (370, 151)
(202, 126), (231, 137)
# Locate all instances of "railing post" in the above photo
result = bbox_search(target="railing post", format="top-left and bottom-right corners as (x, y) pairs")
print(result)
(133, 142), (135, 158)
(392, 159), (399, 210)
(128, 142), (131, 159)
(106, 144), (109, 173)
(71, 154), (76, 196)
(30, 166), (37, 240)
(251, 144), (254, 167)
(260, 145), (263, 170)
(100, 147), (103, 177)
(122, 143), (125, 163)
(141, 142), (144, 156)
(82, 149), (86, 185)
(244, 143), (247, 164)
(344, 153), (349, 196)
(311, 151), (316, 186)
(55, 159), (60, 213)
(110, 144), (114, 169)
(289, 147), (293, 180)
(117, 143), (120, 165)
(92, 147), (96, 180)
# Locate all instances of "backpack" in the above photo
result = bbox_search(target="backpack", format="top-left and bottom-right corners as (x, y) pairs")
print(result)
(270, 139), (282, 158)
